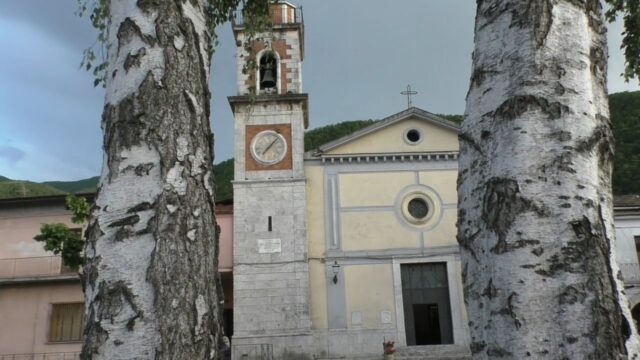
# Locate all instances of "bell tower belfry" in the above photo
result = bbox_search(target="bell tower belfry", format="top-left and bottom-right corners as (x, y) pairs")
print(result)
(228, 2), (312, 357)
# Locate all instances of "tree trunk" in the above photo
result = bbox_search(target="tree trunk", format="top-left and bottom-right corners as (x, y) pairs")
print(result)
(81, 1), (223, 359)
(458, 1), (640, 358)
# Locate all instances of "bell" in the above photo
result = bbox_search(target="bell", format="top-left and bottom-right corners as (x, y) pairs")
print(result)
(260, 67), (277, 89)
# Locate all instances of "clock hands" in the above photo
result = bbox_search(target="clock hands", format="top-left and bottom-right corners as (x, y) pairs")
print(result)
(262, 137), (280, 155)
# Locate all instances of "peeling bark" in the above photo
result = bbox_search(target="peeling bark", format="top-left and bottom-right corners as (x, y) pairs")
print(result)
(82, 1), (223, 359)
(458, 0), (639, 358)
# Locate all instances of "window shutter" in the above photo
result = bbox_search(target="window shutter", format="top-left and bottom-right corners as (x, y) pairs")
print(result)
(50, 303), (84, 342)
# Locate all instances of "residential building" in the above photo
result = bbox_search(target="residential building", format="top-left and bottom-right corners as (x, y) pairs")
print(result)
(0, 195), (234, 359)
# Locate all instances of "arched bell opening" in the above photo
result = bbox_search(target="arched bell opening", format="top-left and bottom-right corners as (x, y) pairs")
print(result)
(258, 51), (279, 93)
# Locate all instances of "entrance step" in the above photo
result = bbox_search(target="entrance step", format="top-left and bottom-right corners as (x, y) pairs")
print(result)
(394, 345), (471, 360)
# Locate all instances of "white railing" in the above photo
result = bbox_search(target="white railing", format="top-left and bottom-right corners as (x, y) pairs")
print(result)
(620, 262), (640, 285)
(0, 352), (80, 360)
(0, 256), (75, 279)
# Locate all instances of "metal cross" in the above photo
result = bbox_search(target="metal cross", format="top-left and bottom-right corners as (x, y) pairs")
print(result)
(400, 85), (418, 109)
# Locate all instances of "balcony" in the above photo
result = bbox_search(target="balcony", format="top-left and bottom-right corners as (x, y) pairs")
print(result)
(0, 353), (79, 360)
(620, 262), (640, 285)
(0, 256), (78, 285)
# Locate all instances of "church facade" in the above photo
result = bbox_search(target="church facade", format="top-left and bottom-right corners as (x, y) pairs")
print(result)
(229, 3), (470, 358)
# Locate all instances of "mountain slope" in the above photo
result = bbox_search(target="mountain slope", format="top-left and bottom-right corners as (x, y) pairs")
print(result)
(0, 180), (64, 198)
(44, 176), (100, 193)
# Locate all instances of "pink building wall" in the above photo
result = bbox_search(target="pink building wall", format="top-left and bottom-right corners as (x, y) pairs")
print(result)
(0, 196), (84, 357)
(0, 195), (234, 357)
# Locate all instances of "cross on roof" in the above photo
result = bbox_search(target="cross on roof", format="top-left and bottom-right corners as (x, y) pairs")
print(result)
(400, 85), (418, 109)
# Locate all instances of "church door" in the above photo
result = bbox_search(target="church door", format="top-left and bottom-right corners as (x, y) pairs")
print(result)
(401, 263), (454, 345)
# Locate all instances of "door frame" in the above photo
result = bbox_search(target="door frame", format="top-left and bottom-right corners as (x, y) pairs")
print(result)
(392, 255), (469, 347)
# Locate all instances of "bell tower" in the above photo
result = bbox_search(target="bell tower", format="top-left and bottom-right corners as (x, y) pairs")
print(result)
(228, 2), (312, 357)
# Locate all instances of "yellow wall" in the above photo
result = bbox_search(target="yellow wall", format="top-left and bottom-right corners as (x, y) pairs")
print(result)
(326, 118), (459, 155)
(305, 165), (329, 329)
(306, 165), (326, 259)
(339, 172), (414, 207)
(309, 261), (328, 329)
(345, 264), (396, 329)
(304, 116), (460, 331)
(419, 170), (458, 205)
(341, 212), (419, 251)
(424, 208), (458, 248)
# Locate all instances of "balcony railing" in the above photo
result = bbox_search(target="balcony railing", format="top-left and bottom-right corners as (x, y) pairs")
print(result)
(0, 256), (75, 279)
(0, 352), (79, 360)
(620, 262), (640, 285)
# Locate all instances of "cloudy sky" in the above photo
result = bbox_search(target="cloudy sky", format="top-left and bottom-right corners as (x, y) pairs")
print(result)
(0, 1), (637, 182)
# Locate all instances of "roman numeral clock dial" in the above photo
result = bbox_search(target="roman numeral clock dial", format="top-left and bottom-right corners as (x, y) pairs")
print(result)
(250, 130), (288, 165)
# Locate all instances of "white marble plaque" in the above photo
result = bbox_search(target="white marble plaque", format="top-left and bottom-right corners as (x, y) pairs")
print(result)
(258, 238), (281, 253)
(351, 311), (363, 326)
(380, 310), (392, 324)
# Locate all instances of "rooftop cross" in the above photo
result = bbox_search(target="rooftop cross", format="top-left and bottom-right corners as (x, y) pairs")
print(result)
(400, 85), (418, 109)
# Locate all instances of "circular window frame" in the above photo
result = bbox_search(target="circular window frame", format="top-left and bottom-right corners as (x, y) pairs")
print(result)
(403, 128), (423, 145)
(401, 192), (435, 225)
(250, 130), (288, 165)
(394, 184), (443, 231)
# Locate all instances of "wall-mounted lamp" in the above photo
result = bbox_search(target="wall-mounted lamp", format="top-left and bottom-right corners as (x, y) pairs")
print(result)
(332, 261), (340, 284)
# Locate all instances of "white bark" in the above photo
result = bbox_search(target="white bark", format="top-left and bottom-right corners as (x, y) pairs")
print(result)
(458, 0), (639, 358)
(82, 1), (223, 359)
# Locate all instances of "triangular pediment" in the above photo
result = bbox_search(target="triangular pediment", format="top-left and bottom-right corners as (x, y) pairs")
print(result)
(307, 107), (460, 157)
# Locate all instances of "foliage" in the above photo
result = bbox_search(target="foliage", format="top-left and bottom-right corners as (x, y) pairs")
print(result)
(304, 120), (377, 152)
(436, 114), (463, 123)
(604, 0), (640, 82)
(214, 158), (234, 201)
(66, 193), (91, 224)
(78, 0), (273, 87)
(44, 176), (99, 194)
(33, 195), (90, 270)
(34, 223), (84, 270)
(611, 91), (640, 194)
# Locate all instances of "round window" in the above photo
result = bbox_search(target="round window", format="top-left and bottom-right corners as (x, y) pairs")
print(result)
(404, 128), (422, 145)
(400, 192), (435, 226)
(408, 198), (429, 219)
(395, 185), (441, 230)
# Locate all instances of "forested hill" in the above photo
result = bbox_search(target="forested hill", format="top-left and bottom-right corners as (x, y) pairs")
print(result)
(2, 92), (638, 200)
(43, 176), (100, 194)
(0, 177), (64, 198)
(610, 91), (640, 195)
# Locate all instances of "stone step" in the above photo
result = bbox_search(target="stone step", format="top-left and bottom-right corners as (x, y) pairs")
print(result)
(393, 345), (471, 360)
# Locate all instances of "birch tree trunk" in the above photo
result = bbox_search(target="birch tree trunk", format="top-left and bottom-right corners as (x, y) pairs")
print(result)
(81, 1), (223, 359)
(458, 1), (640, 358)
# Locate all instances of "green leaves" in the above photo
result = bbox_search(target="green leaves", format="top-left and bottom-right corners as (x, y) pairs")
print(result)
(34, 223), (84, 270)
(605, 0), (640, 82)
(66, 194), (90, 224)
(33, 195), (90, 270)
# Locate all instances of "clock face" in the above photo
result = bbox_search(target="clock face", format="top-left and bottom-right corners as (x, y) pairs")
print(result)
(250, 130), (288, 165)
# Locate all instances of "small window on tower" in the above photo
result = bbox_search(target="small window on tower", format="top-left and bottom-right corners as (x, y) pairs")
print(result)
(259, 51), (278, 92)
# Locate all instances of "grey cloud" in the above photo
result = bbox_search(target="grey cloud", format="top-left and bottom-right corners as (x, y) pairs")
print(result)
(0, 146), (26, 163)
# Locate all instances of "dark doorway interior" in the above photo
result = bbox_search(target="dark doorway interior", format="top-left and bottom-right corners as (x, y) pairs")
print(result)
(401, 262), (453, 345)
(413, 303), (441, 344)
(632, 304), (640, 332)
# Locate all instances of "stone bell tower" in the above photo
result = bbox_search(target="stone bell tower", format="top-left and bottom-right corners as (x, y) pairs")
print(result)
(228, 2), (312, 358)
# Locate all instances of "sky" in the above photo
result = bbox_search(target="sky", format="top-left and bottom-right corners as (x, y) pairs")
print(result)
(0, 1), (638, 182)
